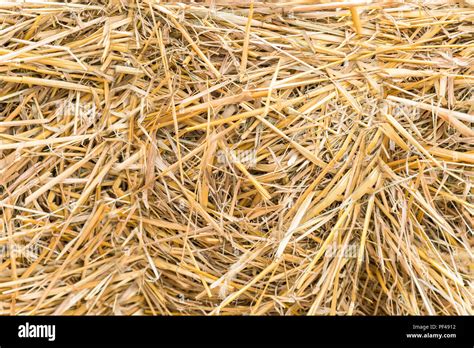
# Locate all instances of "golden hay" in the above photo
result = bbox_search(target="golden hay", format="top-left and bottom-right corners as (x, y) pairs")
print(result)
(0, 0), (472, 315)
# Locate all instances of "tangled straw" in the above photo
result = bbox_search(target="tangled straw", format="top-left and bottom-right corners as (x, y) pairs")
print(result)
(0, 0), (472, 315)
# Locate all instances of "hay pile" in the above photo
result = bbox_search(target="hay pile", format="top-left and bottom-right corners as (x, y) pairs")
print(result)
(0, 0), (472, 315)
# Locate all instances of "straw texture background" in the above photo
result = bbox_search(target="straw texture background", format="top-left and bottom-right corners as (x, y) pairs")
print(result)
(0, 0), (472, 315)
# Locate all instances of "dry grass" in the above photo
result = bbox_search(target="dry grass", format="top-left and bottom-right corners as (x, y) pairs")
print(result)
(0, 0), (472, 315)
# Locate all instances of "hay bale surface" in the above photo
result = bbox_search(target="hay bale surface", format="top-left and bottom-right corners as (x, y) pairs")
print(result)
(0, 0), (472, 315)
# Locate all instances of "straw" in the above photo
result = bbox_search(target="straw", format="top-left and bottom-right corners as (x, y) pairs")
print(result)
(0, 0), (472, 316)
